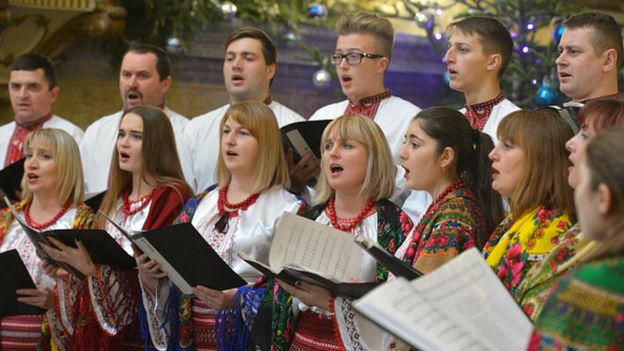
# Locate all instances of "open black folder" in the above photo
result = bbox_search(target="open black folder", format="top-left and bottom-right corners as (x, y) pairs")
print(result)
(101, 213), (247, 295)
(237, 213), (382, 299)
(239, 252), (379, 299)
(354, 235), (423, 280)
(0, 158), (25, 203)
(3, 197), (136, 279)
(280, 120), (331, 164)
(0, 249), (46, 317)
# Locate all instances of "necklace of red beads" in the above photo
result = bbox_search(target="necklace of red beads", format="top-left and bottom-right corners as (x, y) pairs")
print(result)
(218, 185), (260, 216)
(122, 189), (154, 216)
(25, 200), (72, 230)
(214, 185), (260, 233)
(327, 197), (376, 232)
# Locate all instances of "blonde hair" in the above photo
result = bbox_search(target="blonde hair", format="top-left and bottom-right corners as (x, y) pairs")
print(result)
(22, 128), (84, 206)
(215, 101), (289, 192)
(336, 11), (394, 60)
(497, 109), (575, 219)
(315, 114), (395, 204)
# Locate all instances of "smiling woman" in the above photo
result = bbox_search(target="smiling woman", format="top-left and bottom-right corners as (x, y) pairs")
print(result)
(0, 128), (93, 350)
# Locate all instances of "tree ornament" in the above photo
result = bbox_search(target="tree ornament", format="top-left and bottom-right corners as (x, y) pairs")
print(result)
(220, 1), (237, 20)
(415, 11), (434, 29)
(443, 71), (451, 86)
(307, 3), (328, 19)
(166, 36), (183, 54)
(535, 83), (559, 106)
(553, 24), (565, 44)
(312, 69), (332, 89)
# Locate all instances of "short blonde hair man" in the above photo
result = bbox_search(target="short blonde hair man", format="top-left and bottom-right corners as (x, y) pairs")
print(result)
(315, 114), (395, 204)
(216, 101), (290, 192)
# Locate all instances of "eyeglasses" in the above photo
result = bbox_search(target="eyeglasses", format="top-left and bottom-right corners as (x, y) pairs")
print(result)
(330, 52), (385, 65)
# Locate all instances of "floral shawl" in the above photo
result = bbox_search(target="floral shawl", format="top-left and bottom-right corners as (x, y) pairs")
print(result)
(483, 206), (573, 295)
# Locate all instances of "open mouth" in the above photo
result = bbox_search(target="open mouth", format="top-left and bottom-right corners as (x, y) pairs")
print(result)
(401, 166), (410, 178)
(232, 75), (244, 84)
(558, 72), (572, 79)
(491, 167), (499, 179)
(225, 151), (238, 157)
(119, 152), (130, 161)
(330, 164), (343, 176)
(340, 75), (352, 83)
(27, 173), (39, 180)
(125, 90), (142, 105)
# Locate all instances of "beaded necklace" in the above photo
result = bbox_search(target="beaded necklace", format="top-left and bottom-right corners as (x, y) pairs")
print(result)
(326, 197), (376, 232)
(122, 189), (154, 216)
(214, 185), (260, 233)
(25, 200), (72, 230)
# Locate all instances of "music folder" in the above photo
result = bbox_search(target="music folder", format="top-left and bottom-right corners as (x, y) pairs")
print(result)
(0, 249), (46, 317)
(101, 212), (247, 295)
(0, 158), (25, 203)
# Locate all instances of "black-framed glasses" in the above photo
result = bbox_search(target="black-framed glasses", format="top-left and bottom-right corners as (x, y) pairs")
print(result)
(330, 52), (385, 65)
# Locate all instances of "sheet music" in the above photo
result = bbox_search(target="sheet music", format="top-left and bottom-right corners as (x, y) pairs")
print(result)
(353, 248), (533, 351)
(269, 213), (362, 282)
(411, 248), (533, 350)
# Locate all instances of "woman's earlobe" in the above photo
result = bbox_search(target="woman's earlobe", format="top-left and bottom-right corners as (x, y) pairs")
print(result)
(598, 183), (612, 215)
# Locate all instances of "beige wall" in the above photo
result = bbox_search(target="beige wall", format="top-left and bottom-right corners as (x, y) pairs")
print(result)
(1, 80), (231, 129)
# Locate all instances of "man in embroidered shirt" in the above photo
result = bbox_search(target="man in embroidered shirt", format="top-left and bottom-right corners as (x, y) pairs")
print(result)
(557, 11), (621, 104)
(0, 53), (83, 167)
(183, 26), (304, 192)
(444, 16), (519, 145)
(80, 44), (192, 194)
(304, 11), (424, 221)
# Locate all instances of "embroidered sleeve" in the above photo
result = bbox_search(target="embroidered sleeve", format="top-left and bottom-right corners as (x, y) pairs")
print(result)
(47, 274), (85, 350)
(140, 278), (172, 350)
(87, 265), (140, 336)
(333, 296), (394, 351)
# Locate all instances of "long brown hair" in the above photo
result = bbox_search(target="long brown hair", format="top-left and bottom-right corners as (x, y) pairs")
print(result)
(98, 106), (191, 221)
(497, 109), (575, 219)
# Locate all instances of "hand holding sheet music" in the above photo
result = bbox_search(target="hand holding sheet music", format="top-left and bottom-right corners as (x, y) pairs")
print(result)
(239, 213), (379, 298)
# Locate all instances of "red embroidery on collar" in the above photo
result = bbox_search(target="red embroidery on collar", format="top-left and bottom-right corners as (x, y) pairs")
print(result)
(344, 90), (391, 119)
(464, 93), (505, 131)
(4, 112), (53, 167)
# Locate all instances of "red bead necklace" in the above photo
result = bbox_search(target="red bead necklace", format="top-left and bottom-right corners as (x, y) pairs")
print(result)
(122, 189), (154, 216)
(214, 185), (260, 233)
(24, 200), (72, 230)
(327, 197), (376, 232)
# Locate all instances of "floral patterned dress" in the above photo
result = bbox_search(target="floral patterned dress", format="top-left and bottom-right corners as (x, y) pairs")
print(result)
(483, 206), (573, 295)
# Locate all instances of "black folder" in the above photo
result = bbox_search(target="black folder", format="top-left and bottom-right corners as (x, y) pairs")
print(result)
(3, 197), (135, 279)
(240, 255), (380, 299)
(280, 120), (331, 164)
(354, 235), (423, 280)
(85, 191), (106, 212)
(101, 212), (246, 295)
(0, 158), (25, 203)
(0, 249), (46, 317)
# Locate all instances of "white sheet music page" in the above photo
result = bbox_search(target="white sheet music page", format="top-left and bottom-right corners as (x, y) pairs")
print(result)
(410, 248), (533, 351)
(269, 212), (362, 282)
